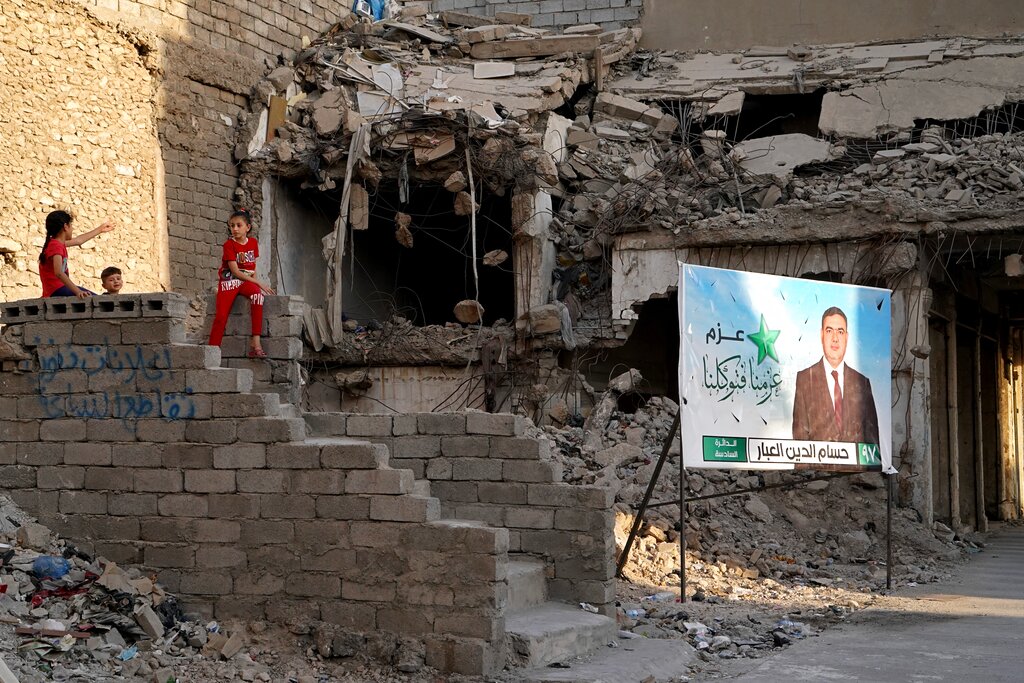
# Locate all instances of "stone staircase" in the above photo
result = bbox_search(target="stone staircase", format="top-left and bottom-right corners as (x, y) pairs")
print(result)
(299, 413), (692, 679)
(0, 292), (695, 680)
(505, 557), (617, 668)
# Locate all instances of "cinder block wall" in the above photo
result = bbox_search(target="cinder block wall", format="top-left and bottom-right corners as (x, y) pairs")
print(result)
(306, 412), (618, 613)
(432, 0), (642, 30)
(0, 294), (509, 676)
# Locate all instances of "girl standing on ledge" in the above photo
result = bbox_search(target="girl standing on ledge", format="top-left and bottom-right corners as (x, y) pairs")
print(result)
(39, 210), (115, 298)
(207, 208), (275, 358)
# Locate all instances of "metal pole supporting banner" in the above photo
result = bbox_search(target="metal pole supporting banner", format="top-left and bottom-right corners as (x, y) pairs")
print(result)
(886, 472), (893, 590)
(679, 418), (687, 603)
(615, 410), (680, 577)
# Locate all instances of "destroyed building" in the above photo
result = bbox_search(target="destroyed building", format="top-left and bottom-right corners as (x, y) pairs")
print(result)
(227, 13), (1024, 537)
(5, 0), (1024, 679)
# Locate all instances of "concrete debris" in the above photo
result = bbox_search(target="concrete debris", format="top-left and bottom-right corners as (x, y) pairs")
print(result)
(482, 249), (509, 266)
(533, 394), (974, 674)
(517, 304), (562, 335)
(443, 171), (467, 193)
(473, 61), (515, 79)
(734, 134), (833, 181)
(349, 184), (369, 231)
(453, 299), (484, 324)
(453, 190), (476, 215)
(311, 88), (349, 136)
(394, 212), (414, 248)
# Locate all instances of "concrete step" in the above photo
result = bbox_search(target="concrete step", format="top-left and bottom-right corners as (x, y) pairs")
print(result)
(305, 437), (389, 469)
(412, 479), (431, 497)
(278, 403), (300, 418)
(508, 556), (548, 613)
(302, 412), (346, 437)
(513, 636), (696, 683)
(505, 602), (617, 669)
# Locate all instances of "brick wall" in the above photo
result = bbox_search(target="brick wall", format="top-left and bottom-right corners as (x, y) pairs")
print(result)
(0, 294), (508, 675)
(432, 0), (642, 30)
(0, 0), (163, 302)
(306, 411), (618, 613)
(74, 0), (352, 295)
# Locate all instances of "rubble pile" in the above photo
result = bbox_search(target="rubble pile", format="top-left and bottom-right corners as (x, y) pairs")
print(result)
(794, 128), (1024, 211)
(236, 12), (640, 191)
(0, 496), (470, 683)
(0, 495), (244, 682)
(557, 124), (1024, 243)
(539, 375), (975, 667)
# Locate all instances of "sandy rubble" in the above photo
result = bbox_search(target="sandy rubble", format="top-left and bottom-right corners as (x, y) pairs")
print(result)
(538, 389), (976, 678)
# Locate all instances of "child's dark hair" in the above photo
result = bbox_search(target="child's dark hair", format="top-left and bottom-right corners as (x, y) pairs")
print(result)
(39, 210), (73, 263)
(229, 207), (252, 225)
(101, 266), (122, 280)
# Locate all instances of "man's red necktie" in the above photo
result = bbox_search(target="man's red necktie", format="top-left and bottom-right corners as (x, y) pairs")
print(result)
(832, 369), (843, 430)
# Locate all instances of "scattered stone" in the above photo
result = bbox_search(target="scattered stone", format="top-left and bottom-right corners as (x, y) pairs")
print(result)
(15, 523), (49, 551)
(443, 171), (467, 193)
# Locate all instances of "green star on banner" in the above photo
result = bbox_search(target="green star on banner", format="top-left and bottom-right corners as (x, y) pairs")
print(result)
(747, 314), (780, 364)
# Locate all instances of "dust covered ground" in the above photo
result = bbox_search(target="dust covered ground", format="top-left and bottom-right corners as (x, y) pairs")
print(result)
(541, 393), (975, 679)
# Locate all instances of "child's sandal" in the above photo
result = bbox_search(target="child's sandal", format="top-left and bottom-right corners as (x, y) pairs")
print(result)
(247, 348), (268, 359)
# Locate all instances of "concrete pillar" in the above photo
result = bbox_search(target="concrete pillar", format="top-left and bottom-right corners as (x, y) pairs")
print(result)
(512, 190), (555, 321)
(894, 275), (934, 525)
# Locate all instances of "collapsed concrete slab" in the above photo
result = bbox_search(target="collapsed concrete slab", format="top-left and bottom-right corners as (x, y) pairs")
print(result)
(734, 133), (833, 181)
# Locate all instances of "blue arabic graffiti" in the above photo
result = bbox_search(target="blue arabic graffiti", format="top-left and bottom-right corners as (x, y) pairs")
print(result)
(35, 340), (197, 426)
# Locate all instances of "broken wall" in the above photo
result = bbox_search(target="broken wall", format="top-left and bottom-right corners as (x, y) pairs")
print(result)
(0, 294), (510, 676)
(641, 0), (1024, 51)
(431, 0), (641, 30)
(0, 0), (163, 302)
(73, 0), (351, 295)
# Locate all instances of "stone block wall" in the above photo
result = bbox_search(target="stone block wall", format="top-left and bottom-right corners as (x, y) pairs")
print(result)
(0, 294), (509, 676)
(200, 294), (306, 405)
(0, 0), (164, 302)
(431, 0), (642, 30)
(305, 411), (618, 613)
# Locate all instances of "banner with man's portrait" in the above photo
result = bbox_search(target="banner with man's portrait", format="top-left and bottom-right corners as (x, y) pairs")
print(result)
(677, 264), (893, 472)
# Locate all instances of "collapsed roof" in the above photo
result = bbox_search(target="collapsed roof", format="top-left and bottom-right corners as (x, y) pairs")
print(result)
(233, 13), (1024, 356)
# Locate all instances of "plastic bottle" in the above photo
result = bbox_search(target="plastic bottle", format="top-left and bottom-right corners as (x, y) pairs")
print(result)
(624, 608), (645, 619)
(642, 591), (676, 602)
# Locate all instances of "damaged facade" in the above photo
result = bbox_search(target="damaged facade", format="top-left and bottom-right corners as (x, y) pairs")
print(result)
(232, 14), (1024, 536)
(5, 0), (1024, 678)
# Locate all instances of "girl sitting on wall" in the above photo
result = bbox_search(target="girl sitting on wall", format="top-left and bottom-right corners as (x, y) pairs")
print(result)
(39, 210), (115, 298)
(207, 208), (275, 358)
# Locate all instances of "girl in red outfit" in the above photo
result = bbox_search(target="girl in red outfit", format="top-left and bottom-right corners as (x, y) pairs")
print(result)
(208, 208), (275, 358)
(39, 210), (115, 298)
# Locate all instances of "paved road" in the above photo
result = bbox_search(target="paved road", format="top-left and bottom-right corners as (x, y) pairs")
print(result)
(732, 523), (1024, 682)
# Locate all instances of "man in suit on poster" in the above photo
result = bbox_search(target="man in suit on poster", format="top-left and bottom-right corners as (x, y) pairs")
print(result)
(792, 307), (880, 444)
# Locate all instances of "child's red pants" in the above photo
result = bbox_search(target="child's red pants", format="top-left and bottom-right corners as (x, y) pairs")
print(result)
(208, 281), (264, 346)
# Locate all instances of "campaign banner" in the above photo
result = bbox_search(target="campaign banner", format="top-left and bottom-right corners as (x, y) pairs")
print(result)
(678, 264), (893, 472)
